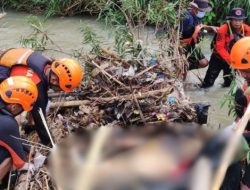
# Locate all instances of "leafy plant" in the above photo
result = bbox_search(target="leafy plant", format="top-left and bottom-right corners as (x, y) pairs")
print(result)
(203, 0), (250, 25)
(19, 15), (63, 52)
(220, 76), (238, 117)
(80, 25), (102, 55)
(19, 16), (49, 50)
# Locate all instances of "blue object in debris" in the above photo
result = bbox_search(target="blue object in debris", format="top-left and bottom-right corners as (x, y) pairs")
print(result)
(149, 59), (158, 66)
(157, 73), (165, 80)
(167, 96), (177, 105)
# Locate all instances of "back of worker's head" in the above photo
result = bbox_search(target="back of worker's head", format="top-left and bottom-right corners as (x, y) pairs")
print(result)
(230, 37), (250, 70)
(51, 58), (83, 92)
(0, 76), (38, 111)
(189, 0), (212, 18)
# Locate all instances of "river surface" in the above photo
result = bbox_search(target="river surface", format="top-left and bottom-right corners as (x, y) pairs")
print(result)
(0, 11), (234, 128)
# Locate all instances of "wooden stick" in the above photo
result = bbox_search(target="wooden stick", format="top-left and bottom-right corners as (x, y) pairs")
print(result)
(91, 60), (130, 89)
(38, 108), (56, 147)
(90, 87), (172, 103)
(132, 64), (157, 79)
(50, 100), (90, 108)
(49, 88), (171, 108)
(48, 91), (90, 98)
(25, 146), (34, 190)
(132, 91), (146, 124)
(211, 104), (250, 190)
(7, 167), (11, 190)
(99, 47), (130, 67)
(30, 24), (63, 52)
(11, 136), (51, 151)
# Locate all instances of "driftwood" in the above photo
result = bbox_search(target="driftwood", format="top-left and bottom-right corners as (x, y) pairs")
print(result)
(90, 87), (172, 103)
(99, 47), (130, 67)
(132, 64), (157, 79)
(49, 87), (171, 108)
(90, 60), (130, 89)
(45, 47), (195, 126)
(50, 100), (90, 108)
(48, 91), (91, 98)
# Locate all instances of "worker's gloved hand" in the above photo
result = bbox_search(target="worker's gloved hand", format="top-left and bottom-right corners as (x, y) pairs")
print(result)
(23, 124), (35, 135)
(33, 154), (47, 170)
(235, 88), (248, 118)
(18, 162), (36, 175)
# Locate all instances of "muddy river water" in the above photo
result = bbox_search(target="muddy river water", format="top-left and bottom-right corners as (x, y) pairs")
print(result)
(0, 11), (234, 128)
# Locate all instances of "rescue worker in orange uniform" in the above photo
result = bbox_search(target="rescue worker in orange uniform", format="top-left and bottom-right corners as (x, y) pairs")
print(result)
(0, 76), (38, 183)
(228, 37), (250, 189)
(0, 48), (83, 145)
(201, 8), (250, 88)
(180, 0), (217, 70)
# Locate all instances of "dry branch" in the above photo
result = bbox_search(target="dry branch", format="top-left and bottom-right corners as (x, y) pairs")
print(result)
(90, 87), (172, 103)
(99, 47), (130, 67)
(91, 60), (130, 89)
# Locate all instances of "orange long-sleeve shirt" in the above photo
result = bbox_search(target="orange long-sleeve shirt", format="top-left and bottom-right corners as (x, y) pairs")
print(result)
(215, 23), (250, 63)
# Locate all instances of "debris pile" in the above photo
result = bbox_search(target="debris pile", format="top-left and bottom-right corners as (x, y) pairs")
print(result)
(48, 47), (197, 130)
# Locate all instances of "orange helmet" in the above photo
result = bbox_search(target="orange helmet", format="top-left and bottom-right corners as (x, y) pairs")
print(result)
(230, 37), (250, 69)
(51, 58), (83, 92)
(0, 76), (38, 111)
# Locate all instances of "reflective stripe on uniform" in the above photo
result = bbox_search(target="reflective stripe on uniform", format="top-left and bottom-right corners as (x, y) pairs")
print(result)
(17, 49), (32, 64)
(0, 48), (33, 68)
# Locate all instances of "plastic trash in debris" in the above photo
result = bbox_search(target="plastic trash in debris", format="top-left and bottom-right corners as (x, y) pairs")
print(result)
(154, 72), (166, 84)
(149, 59), (158, 66)
(156, 113), (166, 121)
(167, 95), (177, 105)
(123, 66), (135, 77)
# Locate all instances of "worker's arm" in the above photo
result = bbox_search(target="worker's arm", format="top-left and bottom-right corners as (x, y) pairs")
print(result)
(202, 25), (218, 33)
(234, 88), (247, 118)
(245, 24), (250, 37)
(0, 116), (27, 169)
(0, 65), (10, 82)
(31, 83), (51, 146)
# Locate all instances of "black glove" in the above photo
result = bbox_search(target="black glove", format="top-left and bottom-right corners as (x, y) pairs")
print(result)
(235, 88), (247, 118)
(23, 124), (36, 135)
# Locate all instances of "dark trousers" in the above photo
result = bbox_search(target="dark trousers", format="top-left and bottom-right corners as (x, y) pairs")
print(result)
(185, 43), (205, 70)
(202, 53), (233, 88)
(220, 162), (241, 190)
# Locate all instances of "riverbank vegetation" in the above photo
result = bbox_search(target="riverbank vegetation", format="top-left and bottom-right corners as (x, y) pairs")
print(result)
(2, 0), (250, 26)
(203, 0), (250, 25)
(1, 0), (183, 26)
